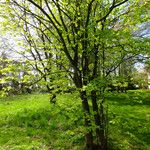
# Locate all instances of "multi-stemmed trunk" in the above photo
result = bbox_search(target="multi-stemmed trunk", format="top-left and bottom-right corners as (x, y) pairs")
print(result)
(79, 87), (107, 150)
(91, 90), (107, 150)
(73, 63), (107, 150)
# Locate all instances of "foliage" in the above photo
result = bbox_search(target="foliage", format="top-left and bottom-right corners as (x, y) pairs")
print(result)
(0, 58), (38, 96)
(132, 71), (149, 89)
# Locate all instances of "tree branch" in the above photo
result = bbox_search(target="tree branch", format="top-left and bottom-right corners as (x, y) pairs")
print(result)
(96, 0), (128, 23)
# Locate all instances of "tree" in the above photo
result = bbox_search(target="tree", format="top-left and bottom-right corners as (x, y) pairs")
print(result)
(3, 0), (150, 149)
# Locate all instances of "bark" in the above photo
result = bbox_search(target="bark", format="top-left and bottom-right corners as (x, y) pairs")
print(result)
(80, 91), (94, 149)
(99, 102), (107, 150)
(91, 90), (107, 150)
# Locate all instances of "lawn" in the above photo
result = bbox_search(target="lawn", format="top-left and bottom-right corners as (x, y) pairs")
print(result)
(0, 90), (150, 150)
(107, 90), (150, 150)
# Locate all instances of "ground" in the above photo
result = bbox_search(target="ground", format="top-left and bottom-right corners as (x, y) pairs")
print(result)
(0, 90), (150, 150)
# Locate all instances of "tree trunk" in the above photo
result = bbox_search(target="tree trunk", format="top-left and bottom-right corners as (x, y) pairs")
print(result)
(99, 102), (107, 150)
(91, 90), (107, 150)
(80, 91), (94, 149)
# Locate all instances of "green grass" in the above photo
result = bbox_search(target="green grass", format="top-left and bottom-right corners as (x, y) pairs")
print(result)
(0, 93), (84, 150)
(0, 91), (150, 150)
(107, 90), (150, 150)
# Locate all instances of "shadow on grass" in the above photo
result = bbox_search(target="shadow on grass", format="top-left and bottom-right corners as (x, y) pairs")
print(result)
(107, 90), (150, 149)
(106, 90), (150, 106)
(109, 110), (150, 150)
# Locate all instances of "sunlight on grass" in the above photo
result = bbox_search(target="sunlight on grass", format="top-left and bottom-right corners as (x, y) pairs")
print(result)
(0, 94), (49, 116)
(0, 93), (84, 150)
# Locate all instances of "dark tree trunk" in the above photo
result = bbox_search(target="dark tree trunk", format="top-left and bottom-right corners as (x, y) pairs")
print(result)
(99, 102), (107, 150)
(46, 84), (51, 92)
(80, 91), (94, 149)
(91, 90), (107, 150)
(73, 71), (94, 149)
(91, 91), (101, 142)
